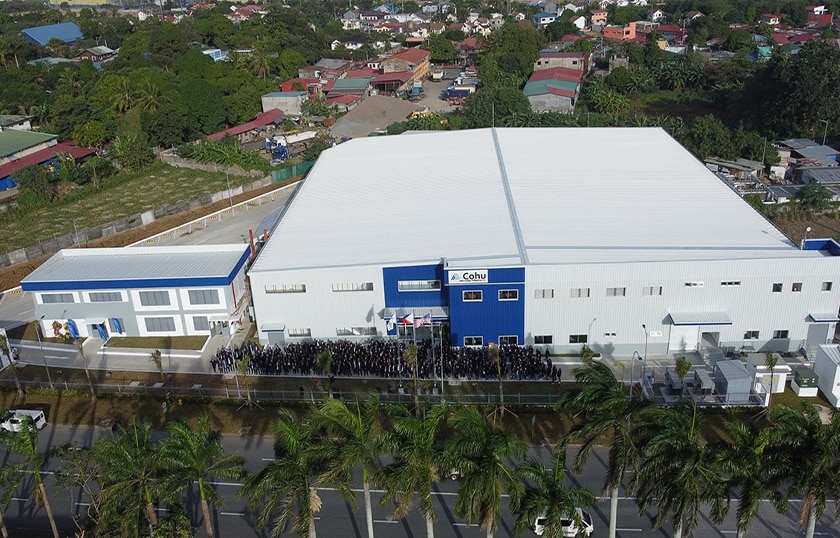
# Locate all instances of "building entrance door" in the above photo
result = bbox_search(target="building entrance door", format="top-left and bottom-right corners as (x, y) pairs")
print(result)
(668, 325), (699, 353)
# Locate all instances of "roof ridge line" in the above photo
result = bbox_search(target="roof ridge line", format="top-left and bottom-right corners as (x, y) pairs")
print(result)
(490, 128), (527, 265)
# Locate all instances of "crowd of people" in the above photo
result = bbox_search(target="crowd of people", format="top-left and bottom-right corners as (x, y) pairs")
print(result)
(211, 339), (561, 382)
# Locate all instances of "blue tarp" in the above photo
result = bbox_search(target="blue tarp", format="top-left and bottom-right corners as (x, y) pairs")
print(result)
(66, 319), (79, 339)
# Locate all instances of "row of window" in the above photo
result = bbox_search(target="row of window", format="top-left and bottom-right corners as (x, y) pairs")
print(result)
(264, 283), (376, 294)
(462, 289), (519, 302)
(463, 336), (519, 346)
(534, 281), (835, 299)
(144, 316), (212, 332)
(40, 290), (222, 306)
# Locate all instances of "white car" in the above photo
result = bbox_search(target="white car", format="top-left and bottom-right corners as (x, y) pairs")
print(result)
(533, 508), (594, 537)
(0, 409), (47, 433)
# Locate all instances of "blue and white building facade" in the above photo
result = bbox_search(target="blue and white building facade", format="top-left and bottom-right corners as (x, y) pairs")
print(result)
(248, 128), (840, 357)
(21, 245), (250, 340)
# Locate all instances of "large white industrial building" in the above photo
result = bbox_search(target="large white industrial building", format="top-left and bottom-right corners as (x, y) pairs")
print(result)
(248, 127), (840, 358)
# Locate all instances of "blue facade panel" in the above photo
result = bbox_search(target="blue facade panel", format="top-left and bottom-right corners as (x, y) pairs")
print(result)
(446, 267), (525, 346)
(383, 264), (447, 308)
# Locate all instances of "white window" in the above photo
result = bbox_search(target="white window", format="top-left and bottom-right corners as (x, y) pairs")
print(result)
(145, 317), (176, 332)
(569, 334), (587, 344)
(604, 332), (617, 338)
(139, 291), (171, 306)
(499, 335), (518, 345)
(792, 282), (802, 292)
(642, 286), (662, 296)
(744, 330), (759, 339)
(570, 287), (590, 298)
(535, 288), (554, 299)
(336, 327), (377, 336)
(822, 281), (833, 291)
(721, 281), (741, 287)
(398, 280), (441, 291)
(89, 292), (123, 302)
(464, 336), (483, 346)
(41, 293), (74, 304)
(193, 316), (210, 331)
(772, 330), (789, 339)
(265, 284), (307, 293)
(332, 282), (374, 292)
(188, 289), (220, 305)
(684, 281), (704, 288)
(463, 290), (482, 302)
(606, 287), (625, 297)
(534, 335), (552, 344)
(288, 328), (312, 337)
(498, 289), (518, 301)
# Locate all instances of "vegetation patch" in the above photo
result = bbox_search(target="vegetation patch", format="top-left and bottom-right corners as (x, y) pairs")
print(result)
(105, 336), (208, 350)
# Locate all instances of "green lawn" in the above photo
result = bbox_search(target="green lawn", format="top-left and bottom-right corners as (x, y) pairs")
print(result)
(631, 90), (716, 120)
(105, 336), (208, 351)
(0, 161), (261, 253)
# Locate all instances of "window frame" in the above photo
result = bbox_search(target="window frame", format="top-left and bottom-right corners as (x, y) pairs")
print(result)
(792, 282), (802, 293)
(642, 286), (662, 296)
(40, 293), (75, 304)
(88, 291), (123, 303)
(193, 316), (210, 331)
(463, 336), (483, 346)
(606, 287), (626, 297)
(498, 289), (519, 301)
(397, 280), (441, 292)
(139, 290), (171, 307)
(822, 281), (833, 292)
(743, 330), (759, 340)
(534, 335), (553, 345)
(498, 335), (518, 345)
(188, 289), (220, 305)
(534, 288), (554, 299)
(772, 330), (789, 339)
(569, 334), (588, 344)
(570, 287), (590, 298)
(144, 317), (176, 332)
(772, 283), (783, 293)
(462, 290), (483, 302)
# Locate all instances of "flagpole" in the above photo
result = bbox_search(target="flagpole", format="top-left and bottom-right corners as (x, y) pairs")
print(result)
(431, 317), (436, 395)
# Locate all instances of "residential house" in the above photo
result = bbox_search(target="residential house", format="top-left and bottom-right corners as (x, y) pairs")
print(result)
(226, 4), (265, 23)
(0, 138), (92, 192)
(298, 58), (353, 80)
(20, 22), (83, 46)
(807, 11), (833, 26)
(201, 48), (225, 61)
(0, 130), (56, 166)
(261, 91), (308, 116)
(571, 15), (587, 30)
(421, 2), (439, 14)
(206, 109), (285, 143)
(188, 2), (216, 15)
(657, 24), (687, 44)
(761, 13), (781, 25)
(807, 5), (828, 15)
(603, 22), (636, 41)
(590, 9), (607, 26)
(779, 138), (840, 168)
(534, 50), (588, 71)
(341, 11), (363, 30)
(325, 94), (361, 113)
(489, 14), (506, 30)
(524, 65), (582, 113)
(331, 35), (367, 51)
(686, 10), (704, 21)
(360, 10), (384, 22)
(429, 22), (446, 34)
(648, 8), (666, 22)
(280, 78), (323, 96)
(324, 77), (372, 98)
(381, 47), (431, 81)
(74, 46), (116, 63)
(0, 115), (32, 131)
(457, 37), (481, 65)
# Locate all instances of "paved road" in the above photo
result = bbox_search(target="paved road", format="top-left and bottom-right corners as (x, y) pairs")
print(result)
(0, 424), (831, 537)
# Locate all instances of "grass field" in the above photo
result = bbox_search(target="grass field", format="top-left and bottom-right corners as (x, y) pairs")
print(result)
(631, 90), (716, 120)
(105, 336), (208, 350)
(0, 161), (261, 253)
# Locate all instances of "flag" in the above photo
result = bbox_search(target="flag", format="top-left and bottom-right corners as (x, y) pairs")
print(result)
(414, 313), (432, 328)
(386, 313), (398, 336)
(398, 313), (414, 325)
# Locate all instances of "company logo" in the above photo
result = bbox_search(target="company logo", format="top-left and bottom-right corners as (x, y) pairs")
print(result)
(448, 270), (489, 284)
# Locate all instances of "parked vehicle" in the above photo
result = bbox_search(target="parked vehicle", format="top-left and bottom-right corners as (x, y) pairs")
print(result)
(265, 131), (318, 162)
(430, 70), (445, 81)
(0, 409), (47, 432)
(444, 86), (475, 102)
(532, 508), (594, 537)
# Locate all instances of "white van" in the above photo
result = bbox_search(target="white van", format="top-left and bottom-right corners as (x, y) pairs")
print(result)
(0, 409), (47, 433)
(533, 508), (594, 537)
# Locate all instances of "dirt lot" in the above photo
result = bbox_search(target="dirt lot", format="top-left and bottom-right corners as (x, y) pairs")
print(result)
(770, 213), (840, 245)
(0, 179), (297, 292)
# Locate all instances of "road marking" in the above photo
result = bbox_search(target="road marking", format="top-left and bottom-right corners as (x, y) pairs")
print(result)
(454, 523), (478, 527)
(261, 457), (275, 461)
(374, 520), (398, 524)
(207, 481), (244, 487)
(616, 529), (643, 532)
(76, 502), (90, 507)
(11, 497), (27, 502)
(220, 512), (245, 517)
(46, 355), (70, 359)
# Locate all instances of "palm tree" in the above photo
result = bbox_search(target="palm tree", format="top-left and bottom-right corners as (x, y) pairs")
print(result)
(111, 77), (135, 112)
(444, 406), (526, 538)
(135, 81), (168, 114)
(149, 349), (165, 383)
(630, 401), (728, 538)
(556, 361), (651, 538)
(487, 343), (507, 422)
(764, 351), (778, 395)
(0, 420), (60, 538)
(0, 331), (22, 398)
(158, 415), (244, 537)
(241, 408), (338, 537)
(512, 448), (595, 538)
(712, 419), (788, 538)
(313, 394), (384, 538)
(379, 403), (447, 537)
(765, 403), (840, 538)
(92, 420), (167, 535)
(402, 343), (420, 415)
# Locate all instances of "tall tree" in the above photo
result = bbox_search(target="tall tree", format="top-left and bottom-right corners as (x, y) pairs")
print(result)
(444, 407), (526, 538)
(556, 361), (651, 538)
(313, 394), (384, 538)
(158, 416), (244, 537)
(92, 420), (167, 536)
(766, 403), (840, 538)
(380, 403), (447, 537)
(241, 408), (338, 537)
(0, 421), (59, 538)
(513, 448), (595, 538)
(631, 402), (728, 538)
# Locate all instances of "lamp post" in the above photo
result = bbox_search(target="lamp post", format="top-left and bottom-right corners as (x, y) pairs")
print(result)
(802, 226), (812, 250)
(630, 351), (643, 397)
(819, 119), (829, 146)
(35, 316), (53, 389)
(641, 324), (648, 388)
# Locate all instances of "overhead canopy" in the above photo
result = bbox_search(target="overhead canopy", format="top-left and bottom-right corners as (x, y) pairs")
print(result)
(808, 313), (840, 323)
(668, 312), (732, 326)
(261, 323), (286, 332)
(384, 306), (449, 319)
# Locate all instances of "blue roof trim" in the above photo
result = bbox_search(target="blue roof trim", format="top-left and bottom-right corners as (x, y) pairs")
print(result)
(227, 248), (251, 281)
(23, 276), (235, 291)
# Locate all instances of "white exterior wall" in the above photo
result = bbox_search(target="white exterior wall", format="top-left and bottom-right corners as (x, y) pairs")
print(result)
(814, 345), (840, 407)
(525, 256), (840, 356)
(251, 265), (386, 344)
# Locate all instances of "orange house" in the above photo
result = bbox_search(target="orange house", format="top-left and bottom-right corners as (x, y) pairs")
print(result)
(603, 21), (636, 41)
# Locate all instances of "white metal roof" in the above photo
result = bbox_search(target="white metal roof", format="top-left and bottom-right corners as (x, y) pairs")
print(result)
(250, 127), (806, 273)
(21, 245), (249, 284)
